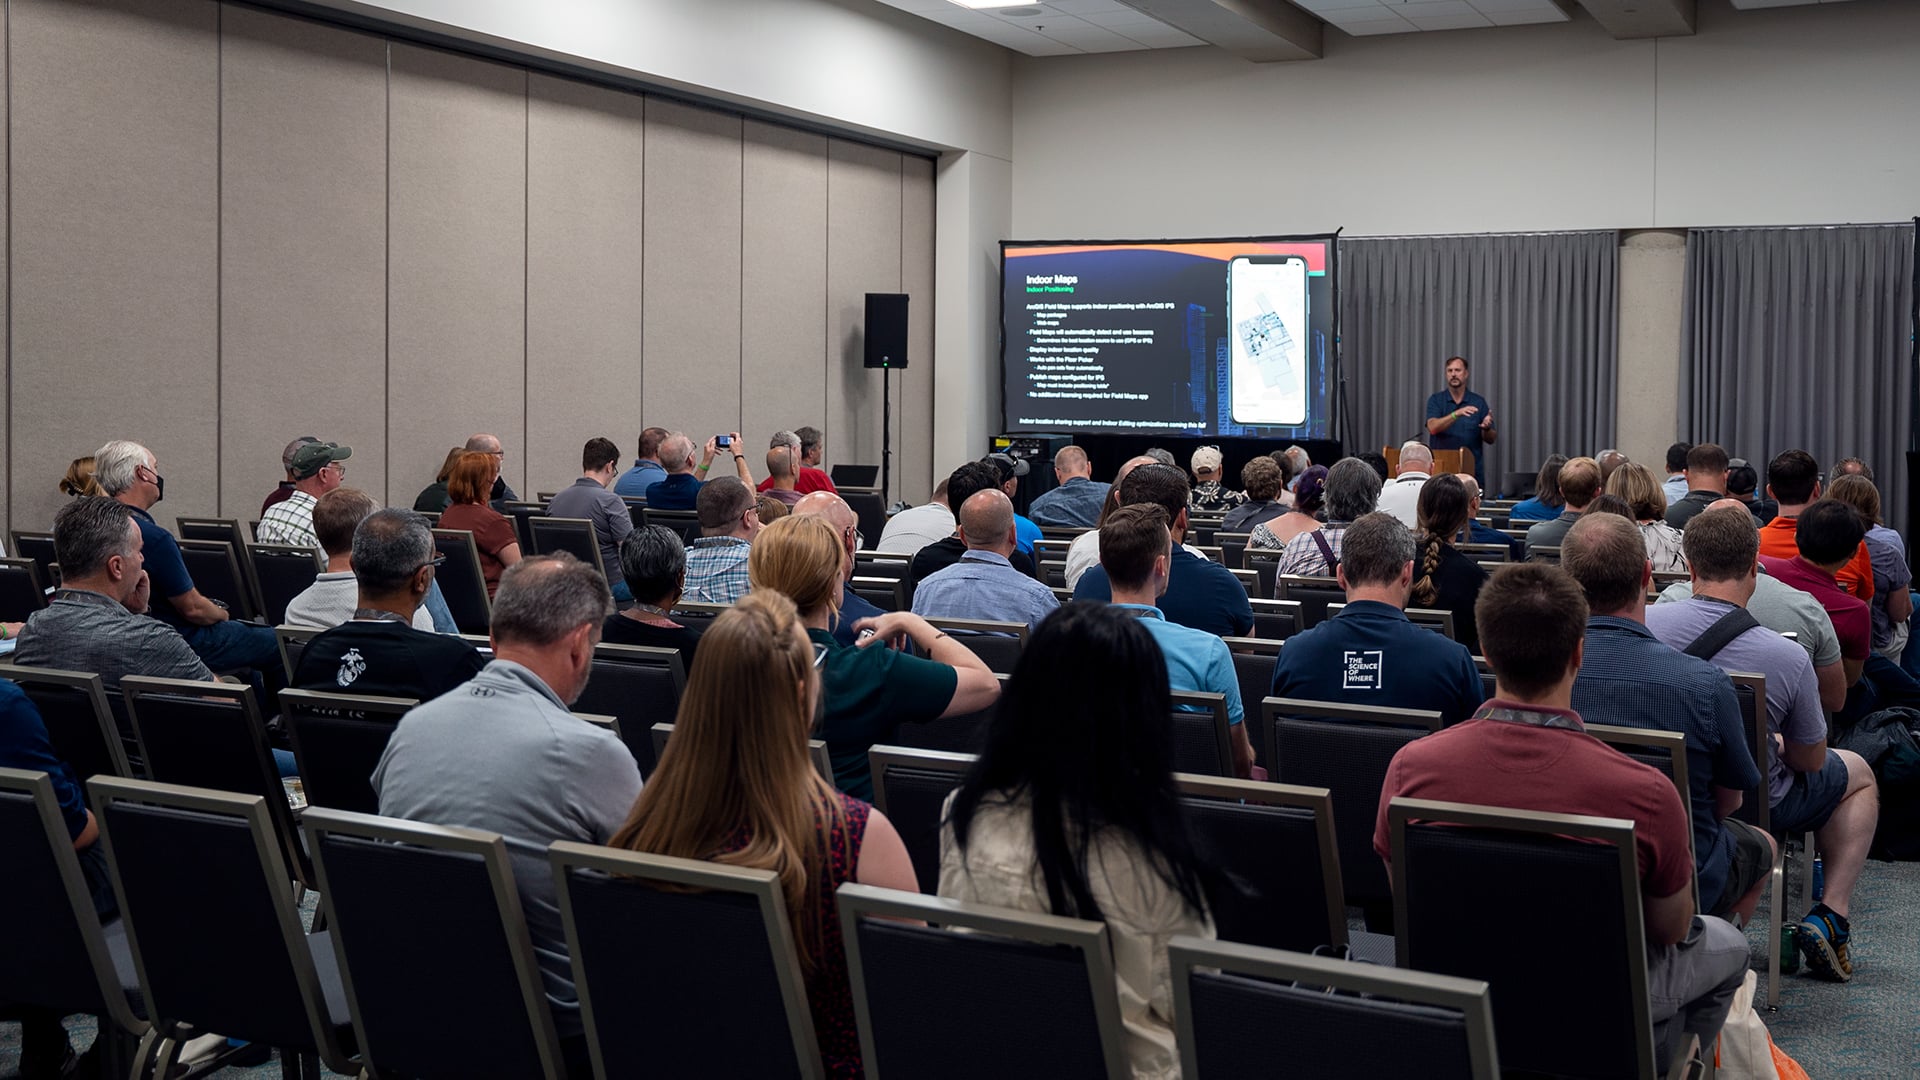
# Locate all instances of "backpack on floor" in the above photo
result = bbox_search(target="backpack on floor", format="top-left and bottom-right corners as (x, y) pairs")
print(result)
(1833, 706), (1920, 860)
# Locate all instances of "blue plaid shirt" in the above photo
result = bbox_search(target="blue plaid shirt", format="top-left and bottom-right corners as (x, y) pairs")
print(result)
(683, 537), (752, 604)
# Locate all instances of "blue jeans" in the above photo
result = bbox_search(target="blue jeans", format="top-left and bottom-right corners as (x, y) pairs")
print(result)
(1838, 651), (1920, 728)
(423, 578), (459, 634)
(179, 618), (280, 673)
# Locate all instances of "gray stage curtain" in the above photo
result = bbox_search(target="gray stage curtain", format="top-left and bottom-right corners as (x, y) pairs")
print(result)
(1680, 224), (1916, 534)
(1339, 231), (1619, 496)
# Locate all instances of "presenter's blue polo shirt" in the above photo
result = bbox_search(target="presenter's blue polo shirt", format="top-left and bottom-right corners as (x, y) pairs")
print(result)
(1269, 599), (1484, 726)
(1426, 388), (1491, 481)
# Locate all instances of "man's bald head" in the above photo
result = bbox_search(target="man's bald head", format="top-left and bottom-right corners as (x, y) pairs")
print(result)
(1596, 449), (1629, 487)
(958, 489), (1016, 555)
(794, 491), (858, 581)
(1708, 497), (1749, 515)
(1455, 473), (1482, 503)
(1053, 446), (1091, 480)
(765, 445), (796, 479)
(1398, 441), (1433, 475)
(464, 433), (503, 455)
(1115, 454), (1157, 487)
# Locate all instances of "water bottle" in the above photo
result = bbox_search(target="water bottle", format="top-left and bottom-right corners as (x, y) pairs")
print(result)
(1812, 856), (1825, 903)
(1779, 926), (1801, 974)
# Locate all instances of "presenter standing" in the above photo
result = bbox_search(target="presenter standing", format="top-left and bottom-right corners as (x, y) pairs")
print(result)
(1425, 355), (1495, 486)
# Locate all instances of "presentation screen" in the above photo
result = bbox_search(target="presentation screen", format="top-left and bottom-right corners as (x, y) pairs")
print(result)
(1001, 236), (1336, 439)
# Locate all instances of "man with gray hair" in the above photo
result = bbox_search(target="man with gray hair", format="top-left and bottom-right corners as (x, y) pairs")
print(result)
(1278, 445), (1313, 492)
(261, 435), (319, 517)
(1277, 457), (1384, 577)
(465, 432), (519, 504)
(1269, 512), (1484, 725)
(646, 429), (752, 511)
(910, 489), (1060, 631)
(1376, 440), (1433, 528)
(97, 439), (280, 673)
(374, 553), (636, 1051)
(758, 426), (836, 497)
(1027, 445), (1108, 527)
(291, 508), (485, 701)
(683, 476), (761, 604)
(283, 488), (428, 629)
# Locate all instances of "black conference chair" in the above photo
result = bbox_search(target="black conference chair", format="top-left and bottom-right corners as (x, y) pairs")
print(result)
(246, 543), (322, 626)
(870, 746), (975, 894)
(849, 576), (901, 614)
(1389, 798), (1693, 1079)
(839, 489), (888, 549)
(1728, 671), (1800, 1010)
(501, 501), (547, 552)
(1529, 544), (1562, 565)
(853, 551), (912, 581)
(572, 644), (686, 774)
(1249, 598), (1305, 641)
(120, 676), (312, 888)
(177, 540), (261, 622)
(8, 667), (130, 789)
(1170, 690), (1233, 777)
(0, 768), (160, 1080)
(838, 885), (1131, 1080)
(530, 516), (612, 584)
(1217, 532), (1251, 574)
(641, 508), (702, 545)
(1226, 649), (1278, 767)
(1170, 936), (1499, 1080)
(0, 557), (50, 621)
(885, 674), (1006, 755)
(88, 776), (360, 1078)
(1263, 698), (1442, 927)
(1325, 602), (1457, 640)
(924, 617), (1027, 675)
(1176, 775), (1345, 954)
(10, 530), (59, 586)
(551, 844), (825, 1079)
(1275, 575), (1344, 628)
(431, 529), (494, 634)
(279, 689), (418, 815)
(273, 623), (326, 682)
(302, 809), (567, 1079)
(1245, 553), (1281, 605)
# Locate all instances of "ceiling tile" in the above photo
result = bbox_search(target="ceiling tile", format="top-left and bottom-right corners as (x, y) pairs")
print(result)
(1408, 12), (1495, 29)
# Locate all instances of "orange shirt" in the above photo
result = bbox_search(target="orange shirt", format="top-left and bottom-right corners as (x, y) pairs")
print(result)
(1756, 515), (1874, 600)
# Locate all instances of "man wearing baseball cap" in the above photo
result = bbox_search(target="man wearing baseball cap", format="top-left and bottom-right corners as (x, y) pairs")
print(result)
(256, 441), (352, 549)
(983, 452), (1041, 558)
(1188, 446), (1246, 513)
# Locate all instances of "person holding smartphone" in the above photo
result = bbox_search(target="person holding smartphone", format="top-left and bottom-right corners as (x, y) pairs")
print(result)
(1425, 355), (1496, 486)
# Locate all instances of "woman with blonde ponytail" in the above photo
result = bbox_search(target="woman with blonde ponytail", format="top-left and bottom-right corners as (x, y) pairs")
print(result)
(1411, 474), (1489, 654)
(609, 589), (918, 1078)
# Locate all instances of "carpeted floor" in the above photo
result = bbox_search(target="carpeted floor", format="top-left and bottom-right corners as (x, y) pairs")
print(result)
(7, 860), (1918, 1077)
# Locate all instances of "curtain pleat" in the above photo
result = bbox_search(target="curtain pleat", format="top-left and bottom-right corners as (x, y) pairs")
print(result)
(1338, 231), (1620, 495)
(1680, 225), (1916, 533)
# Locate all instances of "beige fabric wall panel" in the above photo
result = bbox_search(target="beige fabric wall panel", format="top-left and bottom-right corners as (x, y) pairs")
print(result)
(825, 139), (902, 476)
(0, 3), (9, 539)
(741, 120), (828, 460)
(526, 73), (645, 496)
(9, 0), (220, 531)
(643, 98), (743, 451)
(220, 8), (388, 514)
(387, 44), (528, 502)
(899, 155), (936, 504)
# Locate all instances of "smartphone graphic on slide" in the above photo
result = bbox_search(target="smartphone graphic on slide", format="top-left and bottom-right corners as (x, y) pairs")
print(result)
(1227, 255), (1309, 426)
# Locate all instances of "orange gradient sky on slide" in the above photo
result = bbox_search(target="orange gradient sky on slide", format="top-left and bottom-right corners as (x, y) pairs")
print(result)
(1007, 241), (1327, 272)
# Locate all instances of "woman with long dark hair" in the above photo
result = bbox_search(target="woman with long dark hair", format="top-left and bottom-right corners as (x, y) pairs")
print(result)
(940, 602), (1215, 1079)
(1411, 474), (1490, 655)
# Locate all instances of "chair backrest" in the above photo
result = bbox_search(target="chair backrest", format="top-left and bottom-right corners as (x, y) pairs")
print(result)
(278, 689), (419, 814)
(246, 542), (321, 626)
(273, 623), (327, 682)
(10, 529), (59, 584)
(552, 844), (824, 1079)
(430, 529), (493, 633)
(641, 507), (702, 544)
(1244, 552), (1280, 602)
(1726, 672), (1769, 832)
(1229, 566), (1264, 599)
(302, 808), (565, 1079)
(1457, 542), (1510, 567)
(1031, 539), (1074, 565)
(1169, 936), (1499, 1080)
(1389, 798), (1654, 1079)
(529, 516), (611, 583)
(8, 667), (130, 787)
(1324, 602), (1457, 640)
(839, 488), (888, 547)
(924, 616), (1027, 674)
(838, 884), (1130, 1080)
(0, 768), (146, 1035)
(119, 676), (310, 886)
(1275, 575), (1345, 627)
(849, 575), (901, 613)
(884, 674), (1006, 755)
(572, 644), (686, 774)
(177, 539), (260, 621)
(1174, 775), (1345, 953)
(1228, 651), (1278, 766)
(0, 557), (49, 620)
(1217, 532), (1251, 572)
(88, 776), (355, 1071)
(1039, 560), (1069, 589)
(853, 550), (912, 581)
(652, 721), (834, 787)
(869, 746), (976, 894)
(1249, 598), (1305, 640)
(1586, 722), (1696, 905)
(1169, 690), (1233, 777)
(1529, 545), (1562, 565)
(1263, 698), (1441, 914)
(501, 501), (547, 551)
(831, 463), (880, 488)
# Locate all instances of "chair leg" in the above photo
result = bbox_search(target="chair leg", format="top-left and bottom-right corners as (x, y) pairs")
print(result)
(1766, 841), (1785, 1010)
(149, 1032), (182, 1080)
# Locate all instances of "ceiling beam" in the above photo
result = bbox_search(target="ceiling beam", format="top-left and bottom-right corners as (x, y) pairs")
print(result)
(1575, 0), (1695, 38)
(1119, 0), (1323, 62)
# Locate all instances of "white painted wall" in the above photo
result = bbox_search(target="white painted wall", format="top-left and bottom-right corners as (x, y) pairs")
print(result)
(1010, 0), (1920, 238)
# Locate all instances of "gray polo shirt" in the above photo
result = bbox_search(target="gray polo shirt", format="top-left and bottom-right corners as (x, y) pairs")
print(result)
(1657, 574), (1842, 670)
(545, 477), (634, 578)
(372, 659), (641, 1036)
(13, 588), (212, 686)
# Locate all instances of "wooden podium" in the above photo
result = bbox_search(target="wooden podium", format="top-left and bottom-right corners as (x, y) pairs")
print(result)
(1384, 446), (1473, 477)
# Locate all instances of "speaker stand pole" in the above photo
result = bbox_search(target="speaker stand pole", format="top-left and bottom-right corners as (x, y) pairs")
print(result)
(881, 366), (893, 507)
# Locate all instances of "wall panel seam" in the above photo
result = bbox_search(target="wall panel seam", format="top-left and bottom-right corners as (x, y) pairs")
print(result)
(383, 39), (391, 502)
(4, 0), (11, 533)
(215, 3), (224, 514)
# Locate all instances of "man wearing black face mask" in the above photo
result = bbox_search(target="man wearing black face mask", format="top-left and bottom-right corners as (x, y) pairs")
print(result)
(97, 439), (280, 673)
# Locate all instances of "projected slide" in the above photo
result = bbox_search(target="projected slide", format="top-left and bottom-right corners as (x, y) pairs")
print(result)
(1002, 237), (1334, 439)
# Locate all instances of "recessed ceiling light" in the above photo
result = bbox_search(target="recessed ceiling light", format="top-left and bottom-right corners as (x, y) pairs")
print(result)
(947, 0), (1040, 9)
